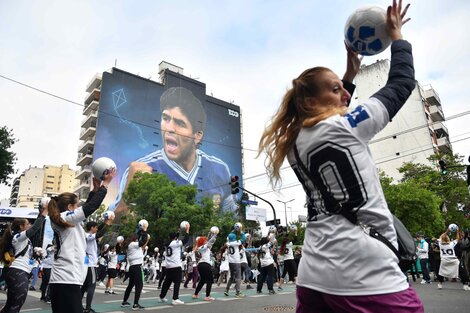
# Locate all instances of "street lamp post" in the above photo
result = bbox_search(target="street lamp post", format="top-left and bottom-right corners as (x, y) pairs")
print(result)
(277, 198), (295, 226)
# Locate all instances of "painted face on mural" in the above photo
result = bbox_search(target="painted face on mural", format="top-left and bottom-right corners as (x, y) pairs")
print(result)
(161, 107), (203, 171)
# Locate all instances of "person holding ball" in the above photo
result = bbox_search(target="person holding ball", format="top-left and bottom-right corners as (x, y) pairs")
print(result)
(258, 0), (424, 312)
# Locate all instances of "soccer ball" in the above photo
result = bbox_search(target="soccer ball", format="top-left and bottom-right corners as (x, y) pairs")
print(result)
(269, 225), (277, 233)
(180, 221), (190, 230)
(344, 6), (390, 56)
(290, 224), (298, 232)
(102, 210), (115, 221)
(116, 236), (124, 243)
(210, 226), (220, 235)
(138, 219), (149, 231)
(92, 157), (116, 180)
(234, 222), (243, 231)
(448, 223), (458, 232)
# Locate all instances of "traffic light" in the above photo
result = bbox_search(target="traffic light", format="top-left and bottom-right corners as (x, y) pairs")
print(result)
(438, 160), (448, 175)
(230, 175), (240, 194)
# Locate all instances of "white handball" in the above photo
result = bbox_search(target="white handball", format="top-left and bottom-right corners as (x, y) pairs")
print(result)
(92, 157), (116, 180)
(116, 236), (124, 243)
(234, 222), (243, 231)
(269, 225), (277, 233)
(290, 224), (298, 232)
(344, 6), (390, 56)
(180, 221), (190, 230)
(210, 226), (220, 235)
(154, 247), (159, 253)
(448, 223), (458, 232)
(102, 210), (115, 221)
(138, 219), (149, 231)
(39, 196), (51, 209)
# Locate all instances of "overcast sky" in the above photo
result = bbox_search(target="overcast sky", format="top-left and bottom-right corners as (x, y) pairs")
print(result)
(1, 0), (469, 223)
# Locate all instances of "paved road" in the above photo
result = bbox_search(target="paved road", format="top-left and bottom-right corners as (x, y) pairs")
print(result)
(2, 276), (469, 312)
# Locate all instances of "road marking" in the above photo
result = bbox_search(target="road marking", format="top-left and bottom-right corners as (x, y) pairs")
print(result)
(250, 294), (269, 297)
(217, 297), (242, 301)
(185, 301), (210, 305)
(19, 309), (41, 312)
(144, 305), (172, 310)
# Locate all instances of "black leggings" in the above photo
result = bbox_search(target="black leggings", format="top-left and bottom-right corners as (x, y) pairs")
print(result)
(40, 268), (51, 299)
(123, 264), (143, 305)
(50, 284), (82, 313)
(160, 267), (182, 300)
(195, 262), (213, 297)
(281, 259), (298, 281)
(81, 267), (97, 309)
(158, 266), (166, 288)
(1, 268), (30, 313)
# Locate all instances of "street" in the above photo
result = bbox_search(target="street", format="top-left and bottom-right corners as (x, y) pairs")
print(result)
(2, 277), (470, 313)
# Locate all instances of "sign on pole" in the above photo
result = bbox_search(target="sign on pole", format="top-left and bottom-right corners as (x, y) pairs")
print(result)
(245, 206), (266, 222)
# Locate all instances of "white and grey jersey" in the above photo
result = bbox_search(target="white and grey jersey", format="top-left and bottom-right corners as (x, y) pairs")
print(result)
(50, 207), (88, 285)
(127, 242), (144, 266)
(161, 251), (167, 267)
(227, 240), (242, 264)
(85, 232), (99, 267)
(439, 240), (458, 260)
(286, 40), (414, 296)
(240, 247), (248, 264)
(282, 242), (295, 261)
(107, 251), (118, 269)
(259, 243), (274, 267)
(197, 235), (216, 265)
(165, 239), (183, 269)
(9, 231), (34, 273)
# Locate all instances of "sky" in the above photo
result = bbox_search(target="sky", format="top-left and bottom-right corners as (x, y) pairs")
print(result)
(1, 0), (469, 224)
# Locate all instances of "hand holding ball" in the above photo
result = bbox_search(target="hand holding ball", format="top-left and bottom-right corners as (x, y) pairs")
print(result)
(448, 223), (458, 233)
(92, 157), (116, 180)
(210, 226), (220, 235)
(102, 210), (115, 222)
(138, 219), (149, 231)
(116, 236), (124, 243)
(180, 221), (190, 231)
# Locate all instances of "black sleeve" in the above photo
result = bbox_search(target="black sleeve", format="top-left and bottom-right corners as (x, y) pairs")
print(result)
(342, 80), (356, 107)
(25, 215), (46, 238)
(182, 233), (190, 246)
(96, 223), (108, 240)
(372, 40), (415, 120)
(82, 186), (108, 218)
(138, 232), (148, 247)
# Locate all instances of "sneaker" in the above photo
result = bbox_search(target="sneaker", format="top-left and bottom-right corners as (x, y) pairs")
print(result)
(157, 286), (161, 289)
(256, 290), (262, 294)
(172, 299), (184, 305)
(420, 279), (427, 285)
(98, 282), (105, 287)
(132, 304), (145, 310)
(192, 294), (198, 299)
(110, 291), (117, 295)
(246, 285), (253, 290)
(203, 296), (215, 301)
(46, 298), (51, 304)
(29, 286), (36, 291)
(463, 285), (470, 291)
(277, 286), (283, 291)
(269, 290), (276, 295)
(158, 298), (168, 303)
(83, 308), (97, 313)
(235, 292), (245, 298)
(121, 301), (131, 307)
(104, 290), (110, 294)
(224, 291), (229, 296)
(438, 283), (442, 289)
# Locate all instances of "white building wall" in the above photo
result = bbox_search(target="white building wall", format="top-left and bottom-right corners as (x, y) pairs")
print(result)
(353, 60), (435, 180)
(17, 167), (44, 208)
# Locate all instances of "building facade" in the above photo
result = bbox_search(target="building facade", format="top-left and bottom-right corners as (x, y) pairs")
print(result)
(353, 59), (451, 180)
(9, 165), (78, 208)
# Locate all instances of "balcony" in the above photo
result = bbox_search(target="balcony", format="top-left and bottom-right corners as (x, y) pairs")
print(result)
(429, 105), (444, 122)
(81, 111), (98, 129)
(85, 74), (102, 93)
(83, 100), (99, 116)
(76, 152), (93, 167)
(78, 137), (95, 154)
(79, 125), (96, 141)
(423, 85), (441, 107)
(84, 88), (100, 105)
(75, 179), (91, 195)
(436, 137), (452, 154)
(76, 165), (92, 180)
(433, 122), (449, 137)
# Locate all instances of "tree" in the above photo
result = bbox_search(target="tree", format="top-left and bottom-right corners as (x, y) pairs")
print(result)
(118, 172), (244, 252)
(0, 126), (17, 185)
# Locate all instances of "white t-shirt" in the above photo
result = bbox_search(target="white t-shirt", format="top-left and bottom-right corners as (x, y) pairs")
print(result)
(259, 243), (274, 267)
(107, 251), (118, 269)
(50, 207), (88, 285)
(439, 240), (458, 260)
(416, 240), (429, 260)
(283, 242), (295, 261)
(127, 242), (144, 266)
(10, 231), (34, 273)
(85, 232), (99, 267)
(165, 239), (183, 269)
(219, 251), (229, 272)
(287, 98), (409, 295)
(227, 240), (242, 264)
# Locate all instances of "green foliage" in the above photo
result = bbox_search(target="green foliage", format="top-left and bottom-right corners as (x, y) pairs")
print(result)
(0, 126), (17, 185)
(86, 204), (107, 222)
(118, 172), (251, 252)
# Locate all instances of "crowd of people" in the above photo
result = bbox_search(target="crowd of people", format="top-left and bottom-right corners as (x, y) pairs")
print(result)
(0, 168), (301, 312)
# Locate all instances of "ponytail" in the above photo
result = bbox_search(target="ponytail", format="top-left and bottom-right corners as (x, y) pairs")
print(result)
(48, 193), (77, 228)
(0, 219), (27, 263)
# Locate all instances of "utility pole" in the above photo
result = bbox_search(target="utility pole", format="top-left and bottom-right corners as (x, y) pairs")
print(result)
(277, 199), (295, 226)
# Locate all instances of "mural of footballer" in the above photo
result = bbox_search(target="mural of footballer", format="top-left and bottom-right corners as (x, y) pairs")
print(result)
(110, 86), (238, 215)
